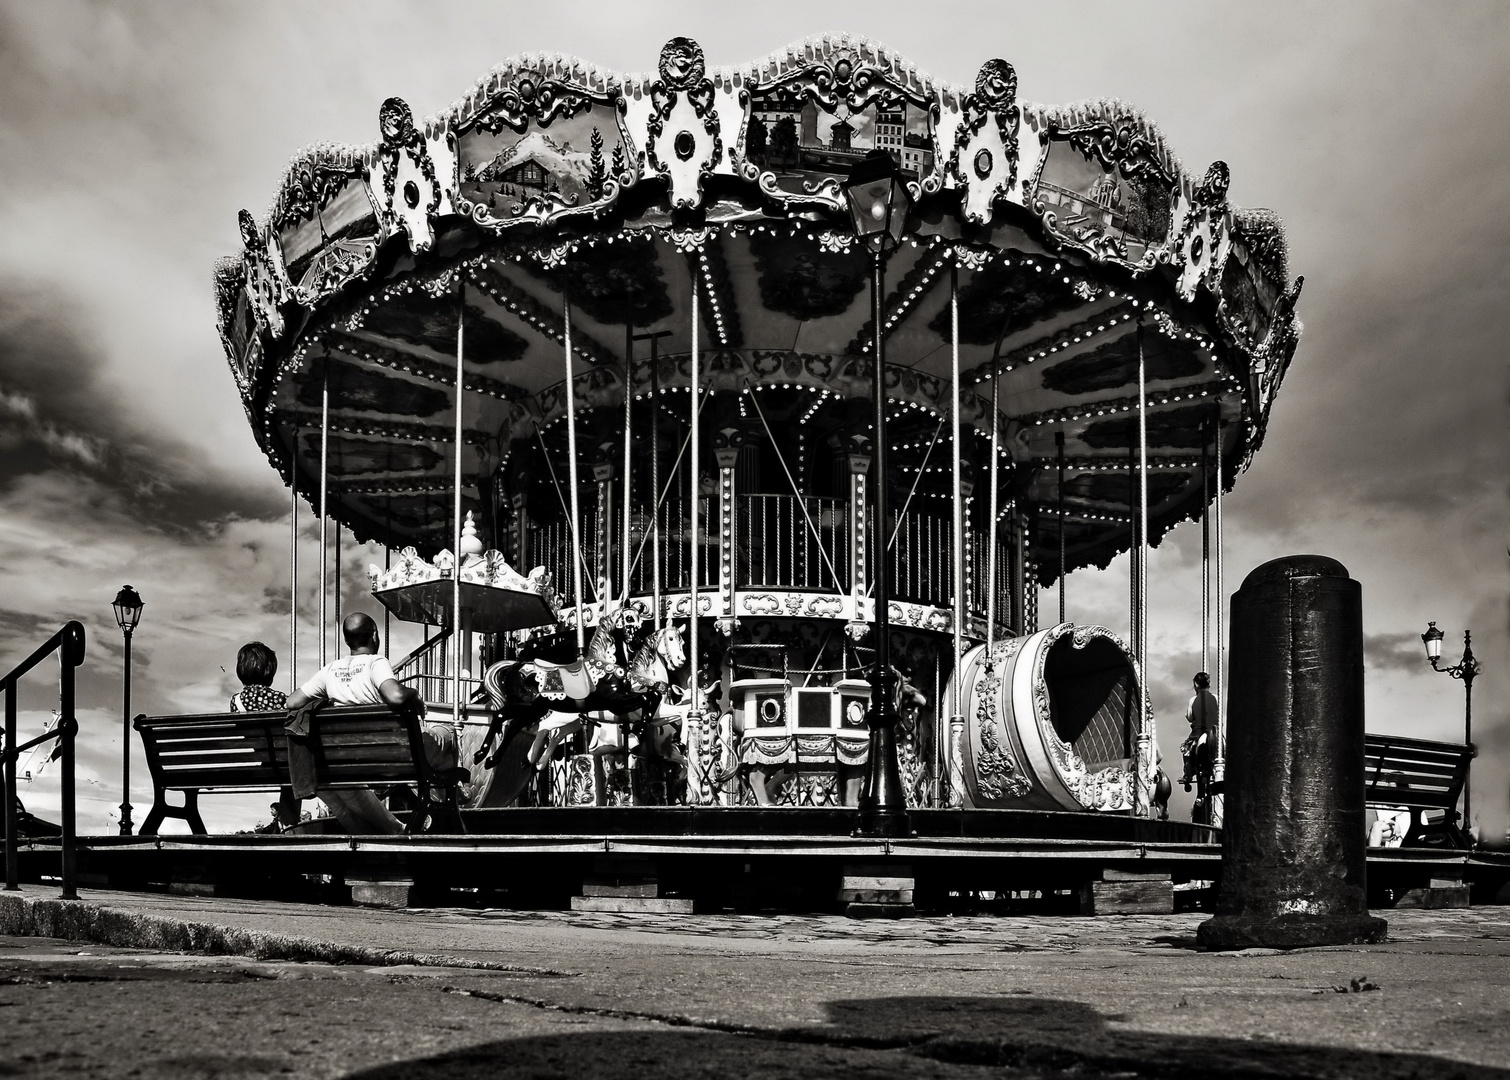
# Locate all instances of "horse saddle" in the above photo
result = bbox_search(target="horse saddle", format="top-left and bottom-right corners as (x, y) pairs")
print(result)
(521, 658), (596, 702)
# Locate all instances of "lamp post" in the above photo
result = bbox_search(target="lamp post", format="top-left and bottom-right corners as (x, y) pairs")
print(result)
(111, 585), (144, 836)
(842, 149), (912, 838)
(1421, 621), (1479, 839)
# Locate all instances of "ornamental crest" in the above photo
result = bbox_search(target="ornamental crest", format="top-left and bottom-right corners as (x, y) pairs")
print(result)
(373, 97), (446, 253)
(645, 37), (724, 209)
(1173, 161), (1232, 302)
(238, 209), (290, 340)
(952, 60), (1022, 225)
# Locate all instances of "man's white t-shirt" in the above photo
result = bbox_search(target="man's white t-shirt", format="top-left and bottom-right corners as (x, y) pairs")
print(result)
(299, 654), (399, 706)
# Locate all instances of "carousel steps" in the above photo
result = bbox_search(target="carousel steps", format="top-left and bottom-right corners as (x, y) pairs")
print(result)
(1078, 868), (1175, 915)
(841, 862), (916, 919)
(570, 855), (699, 913)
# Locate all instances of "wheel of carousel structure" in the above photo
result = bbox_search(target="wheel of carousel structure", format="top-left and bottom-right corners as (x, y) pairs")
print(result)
(948, 624), (1150, 812)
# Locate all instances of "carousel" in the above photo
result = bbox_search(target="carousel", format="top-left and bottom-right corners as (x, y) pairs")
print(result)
(214, 34), (1302, 835)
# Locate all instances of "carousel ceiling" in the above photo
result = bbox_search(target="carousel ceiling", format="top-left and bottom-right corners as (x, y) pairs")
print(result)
(214, 34), (1303, 581)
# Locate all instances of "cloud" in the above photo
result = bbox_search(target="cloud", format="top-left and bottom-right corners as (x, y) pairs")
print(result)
(1365, 631), (1429, 676)
(0, 283), (286, 534)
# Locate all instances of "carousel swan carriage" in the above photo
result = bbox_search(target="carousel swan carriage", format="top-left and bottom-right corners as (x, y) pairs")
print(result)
(214, 35), (1301, 822)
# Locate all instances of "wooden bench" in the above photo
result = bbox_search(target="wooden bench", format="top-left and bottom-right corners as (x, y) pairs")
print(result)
(134, 704), (465, 835)
(1363, 732), (1474, 849)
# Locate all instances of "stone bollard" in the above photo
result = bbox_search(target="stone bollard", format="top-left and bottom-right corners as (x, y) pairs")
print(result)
(1198, 555), (1387, 950)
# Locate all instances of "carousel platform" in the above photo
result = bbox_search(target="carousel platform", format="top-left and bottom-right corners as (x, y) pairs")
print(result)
(9, 811), (1506, 914)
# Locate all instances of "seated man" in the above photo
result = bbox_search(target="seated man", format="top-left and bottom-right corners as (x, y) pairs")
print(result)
(285, 612), (459, 834)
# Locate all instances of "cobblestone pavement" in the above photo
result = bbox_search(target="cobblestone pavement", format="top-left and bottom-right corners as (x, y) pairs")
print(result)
(2, 889), (1509, 1078)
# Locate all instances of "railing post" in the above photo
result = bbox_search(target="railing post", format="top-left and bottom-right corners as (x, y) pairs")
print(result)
(4, 686), (17, 890)
(845, 434), (872, 639)
(62, 621), (83, 898)
(714, 428), (742, 635)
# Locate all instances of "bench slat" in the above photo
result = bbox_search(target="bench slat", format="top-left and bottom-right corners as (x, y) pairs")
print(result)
(158, 753), (274, 768)
(1365, 748), (1468, 768)
(1366, 788), (1456, 806)
(159, 768), (286, 787)
(151, 739), (274, 753)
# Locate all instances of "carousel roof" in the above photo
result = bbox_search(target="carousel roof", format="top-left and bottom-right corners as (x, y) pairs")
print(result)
(214, 34), (1303, 583)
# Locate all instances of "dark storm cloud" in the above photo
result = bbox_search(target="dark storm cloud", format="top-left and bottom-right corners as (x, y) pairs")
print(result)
(1364, 631), (1428, 676)
(0, 284), (284, 534)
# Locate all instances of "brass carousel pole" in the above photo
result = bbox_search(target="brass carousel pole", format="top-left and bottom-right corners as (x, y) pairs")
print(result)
(1201, 418), (1211, 676)
(948, 259), (964, 808)
(289, 428), (298, 694)
(318, 366), (329, 668)
(986, 369), (999, 651)
(1212, 408), (1226, 828)
(622, 321), (633, 606)
(650, 336), (662, 631)
(563, 271), (586, 656)
(453, 277), (467, 724)
(687, 261), (701, 738)
(334, 522), (341, 658)
(1135, 320), (1152, 817)
(1056, 430), (1066, 625)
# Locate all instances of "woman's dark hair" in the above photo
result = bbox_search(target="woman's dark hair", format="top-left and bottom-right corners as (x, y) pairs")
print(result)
(1193, 671), (1211, 690)
(237, 641), (278, 687)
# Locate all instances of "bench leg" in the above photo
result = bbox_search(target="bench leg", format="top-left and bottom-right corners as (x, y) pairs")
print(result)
(139, 799), (168, 837)
(139, 790), (207, 836)
(182, 790), (207, 835)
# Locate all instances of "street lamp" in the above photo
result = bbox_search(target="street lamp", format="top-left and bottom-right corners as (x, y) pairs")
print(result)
(1421, 620), (1479, 840)
(112, 585), (144, 836)
(842, 149), (913, 838)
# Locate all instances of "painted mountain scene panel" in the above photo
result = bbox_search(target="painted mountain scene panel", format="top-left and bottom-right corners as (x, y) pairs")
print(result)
(458, 101), (625, 222)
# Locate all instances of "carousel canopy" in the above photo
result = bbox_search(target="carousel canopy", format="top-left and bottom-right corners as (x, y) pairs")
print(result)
(215, 34), (1302, 584)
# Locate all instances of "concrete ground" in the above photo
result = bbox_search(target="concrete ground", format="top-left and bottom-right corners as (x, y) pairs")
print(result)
(1, 887), (1508, 1078)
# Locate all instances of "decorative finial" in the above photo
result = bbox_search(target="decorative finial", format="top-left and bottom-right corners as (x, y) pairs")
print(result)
(460, 510), (484, 556)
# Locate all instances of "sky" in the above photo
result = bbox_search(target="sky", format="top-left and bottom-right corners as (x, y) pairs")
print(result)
(1, 1), (1506, 838)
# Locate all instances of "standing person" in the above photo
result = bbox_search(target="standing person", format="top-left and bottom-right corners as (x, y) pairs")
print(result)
(229, 641), (286, 713)
(284, 612), (459, 834)
(1180, 671), (1219, 788)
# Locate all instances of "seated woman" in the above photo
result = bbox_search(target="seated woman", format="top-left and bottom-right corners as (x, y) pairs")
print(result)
(230, 642), (298, 830)
(229, 641), (286, 712)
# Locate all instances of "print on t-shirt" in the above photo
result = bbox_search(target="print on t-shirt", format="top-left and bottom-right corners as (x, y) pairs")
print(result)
(299, 654), (399, 706)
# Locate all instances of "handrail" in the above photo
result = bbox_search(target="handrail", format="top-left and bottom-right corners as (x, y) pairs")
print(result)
(392, 627), (451, 679)
(0, 621), (85, 689)
(3, 619), (85, 897)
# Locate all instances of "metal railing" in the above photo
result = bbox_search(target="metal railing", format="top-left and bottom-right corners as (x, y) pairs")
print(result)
(740, 494), (847, 592)
(525, 492), (1014, 627)
(2, 621), (86, 897)
(886, 507), (953, 607)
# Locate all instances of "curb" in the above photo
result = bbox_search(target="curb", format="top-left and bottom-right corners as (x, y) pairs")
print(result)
(0, 892), (569, 976)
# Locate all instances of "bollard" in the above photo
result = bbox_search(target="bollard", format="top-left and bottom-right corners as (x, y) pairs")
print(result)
(1198, 555), (1386, 950)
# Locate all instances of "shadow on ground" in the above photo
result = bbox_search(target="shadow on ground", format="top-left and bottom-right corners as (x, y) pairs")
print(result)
(343, 994), (1509, 1080)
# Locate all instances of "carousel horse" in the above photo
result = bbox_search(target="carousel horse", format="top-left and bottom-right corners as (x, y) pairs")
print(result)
(733, 667), (927, 807)
(476, 615), (687, 805)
